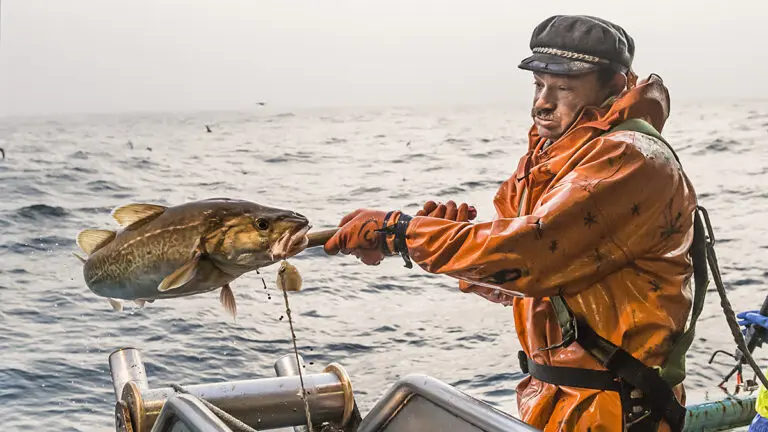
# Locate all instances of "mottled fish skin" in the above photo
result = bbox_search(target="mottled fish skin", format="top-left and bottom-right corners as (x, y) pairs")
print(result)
(84, 211), (208, 299)
(80, 198), (309, 302)
(83, 214), (207, 300)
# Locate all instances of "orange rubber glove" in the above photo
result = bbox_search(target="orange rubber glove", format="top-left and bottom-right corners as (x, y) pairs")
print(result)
(415, 200), (477, 221)
(324, 209), (400, 266)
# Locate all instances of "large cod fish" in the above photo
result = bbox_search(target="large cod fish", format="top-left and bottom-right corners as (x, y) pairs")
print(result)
(74, 198), (312, 318)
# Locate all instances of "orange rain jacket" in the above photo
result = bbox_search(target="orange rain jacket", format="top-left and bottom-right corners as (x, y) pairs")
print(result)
(403, 75), (696, 431)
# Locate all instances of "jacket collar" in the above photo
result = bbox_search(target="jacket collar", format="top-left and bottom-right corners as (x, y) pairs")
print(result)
(511, 74), (671, 186)
(526, 74), (671, 156)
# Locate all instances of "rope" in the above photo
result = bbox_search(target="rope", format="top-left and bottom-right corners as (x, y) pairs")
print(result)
(169, 384), (260, 432)
(531, 47), (609, 64)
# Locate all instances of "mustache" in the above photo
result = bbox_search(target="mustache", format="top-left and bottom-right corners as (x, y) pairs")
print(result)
(531, 108), (557, 121)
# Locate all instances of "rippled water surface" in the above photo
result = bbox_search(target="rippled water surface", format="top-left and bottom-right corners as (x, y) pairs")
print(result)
(1, 103), (767, 430)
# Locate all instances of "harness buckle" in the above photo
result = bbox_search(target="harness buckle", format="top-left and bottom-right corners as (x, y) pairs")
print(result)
(537, 334), (576, 351)
(539, 297), (579, 351)
(625, 409), (653, 430)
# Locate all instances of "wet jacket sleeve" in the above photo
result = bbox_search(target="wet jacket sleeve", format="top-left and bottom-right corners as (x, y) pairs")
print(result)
(405, 134), (687, 298)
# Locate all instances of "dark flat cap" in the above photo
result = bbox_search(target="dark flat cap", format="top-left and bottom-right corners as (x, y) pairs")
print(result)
(518, 15), (635, 76)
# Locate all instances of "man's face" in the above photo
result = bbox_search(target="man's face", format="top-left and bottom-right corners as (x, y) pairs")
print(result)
(531, 71), (609, 140)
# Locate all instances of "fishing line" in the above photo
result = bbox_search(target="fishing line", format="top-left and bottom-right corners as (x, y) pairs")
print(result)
(258, 269), (314, 431)
(282, 287), (314, 432)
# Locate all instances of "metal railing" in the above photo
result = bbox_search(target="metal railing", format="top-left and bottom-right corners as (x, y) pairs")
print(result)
(109, 347), (354, 432)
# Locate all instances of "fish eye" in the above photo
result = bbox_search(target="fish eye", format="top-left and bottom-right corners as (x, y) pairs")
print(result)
(254, 218), (270, 230)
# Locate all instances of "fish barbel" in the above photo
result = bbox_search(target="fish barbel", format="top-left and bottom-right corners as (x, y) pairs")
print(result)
(74, 198), (312, 318)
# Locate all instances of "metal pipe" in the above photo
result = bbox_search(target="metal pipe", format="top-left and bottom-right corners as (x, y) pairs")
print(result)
(123, 372), (347, 432)
(275, 353), (305, 377)
(274, 354), (309, 432)
(109, 347), (148, 400)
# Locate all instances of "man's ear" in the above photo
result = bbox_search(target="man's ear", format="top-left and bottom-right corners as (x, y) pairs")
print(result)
(601, 72), (628, 102)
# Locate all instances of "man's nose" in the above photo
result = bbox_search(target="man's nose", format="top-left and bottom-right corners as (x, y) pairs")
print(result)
(534, 88), (556, 111)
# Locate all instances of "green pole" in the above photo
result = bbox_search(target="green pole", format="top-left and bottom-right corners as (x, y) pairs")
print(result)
(683, 395), (756, 431)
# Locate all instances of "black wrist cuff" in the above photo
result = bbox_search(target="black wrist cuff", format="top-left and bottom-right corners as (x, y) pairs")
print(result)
(374, 211), (413, 269)
(394, 213), (413, 269)
(380, 211), (394, 255)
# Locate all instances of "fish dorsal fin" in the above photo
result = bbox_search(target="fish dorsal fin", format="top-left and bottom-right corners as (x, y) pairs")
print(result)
(111, 203), (167, 229)
(76, 229), (116, 255)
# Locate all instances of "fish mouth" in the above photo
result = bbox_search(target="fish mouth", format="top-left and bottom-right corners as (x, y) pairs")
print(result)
(270, 223), (311, 261)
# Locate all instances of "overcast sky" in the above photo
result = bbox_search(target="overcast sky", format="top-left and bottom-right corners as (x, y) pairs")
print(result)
(1, 0), (766, 117)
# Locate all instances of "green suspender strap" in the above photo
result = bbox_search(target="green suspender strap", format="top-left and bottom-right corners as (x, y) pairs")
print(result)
(545, 118), (710, 431)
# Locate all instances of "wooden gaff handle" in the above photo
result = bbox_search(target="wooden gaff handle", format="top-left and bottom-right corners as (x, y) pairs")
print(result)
(306, 228), (339, 248)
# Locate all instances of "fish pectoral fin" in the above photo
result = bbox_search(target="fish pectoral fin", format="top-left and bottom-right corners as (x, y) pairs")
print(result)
(72, 252), (87, 263)
(157, 255), (200, 292)
(108, 298), (123, 311)
(220, 284), (237, 319)
(77, 229), (116, 255)
(134, 299), (147, 308)
(111, 203), (167, 229)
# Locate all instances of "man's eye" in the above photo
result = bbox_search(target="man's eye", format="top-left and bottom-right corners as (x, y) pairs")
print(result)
(558, 86), (572, 92)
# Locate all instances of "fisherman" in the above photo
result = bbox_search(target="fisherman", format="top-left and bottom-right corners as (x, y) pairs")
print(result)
(325, 15), (700, 432)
